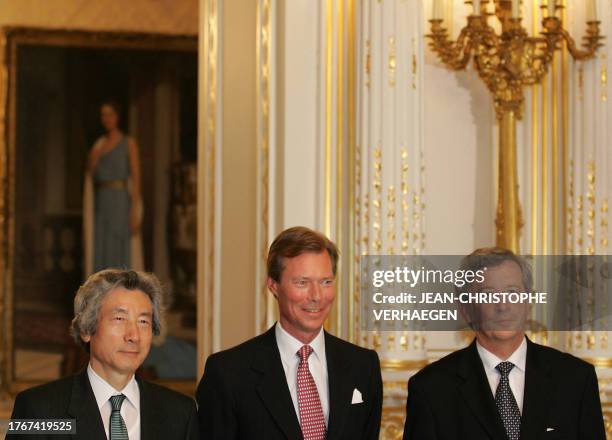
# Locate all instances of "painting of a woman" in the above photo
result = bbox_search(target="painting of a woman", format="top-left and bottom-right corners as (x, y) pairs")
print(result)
(83, 101), (144, 275)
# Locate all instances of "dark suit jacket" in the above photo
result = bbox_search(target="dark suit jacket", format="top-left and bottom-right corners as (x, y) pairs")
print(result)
(403, 338), (605, 440)
(7, 369), (198, 440)
(196, 324), (383, 440)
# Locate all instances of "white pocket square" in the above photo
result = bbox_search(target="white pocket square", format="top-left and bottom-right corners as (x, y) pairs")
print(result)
(546, 428), (555, 432)
(351, 388), (363, 404)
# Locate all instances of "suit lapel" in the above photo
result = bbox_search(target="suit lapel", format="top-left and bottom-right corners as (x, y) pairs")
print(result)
(457, 340), (508, 440)
(520, 339), (554, 440)
(139, 379), (168, 440)
(67, 370), (107, 440)
(253, 325), (303, 440)
(325, 332), (353, 440)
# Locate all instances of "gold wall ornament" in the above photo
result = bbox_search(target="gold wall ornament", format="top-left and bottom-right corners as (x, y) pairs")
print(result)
(411, 38), (418, 90)
(201, 0), (218, 367)
(324, 0), (333, 239)
(581, 357), (612, 369)
(568, 159), (575, 253)
(380, 358), (428, 372)
(578, 64), (584, 101)
(0, 30), (8, 409)
(388, 36), (397, 87)
(561, 0), (569, 256)
(603, 199), (609, 249)
(381, 405), (406, 440)
(365, 39), (371, 88)
(347, 0), (357, 344)
(401, 148), (410, 252)
(427, 0), (603, 252)
(601, 54), (608, 102)
(373, 146), (383, 253)
(256, 0), (273, 333)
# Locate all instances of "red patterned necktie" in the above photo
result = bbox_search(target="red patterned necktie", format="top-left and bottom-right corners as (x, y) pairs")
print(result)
(296, 345), (326, 440)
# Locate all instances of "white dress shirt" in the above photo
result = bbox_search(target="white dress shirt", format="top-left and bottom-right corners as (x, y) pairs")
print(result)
(275, 322), (329, 426)
(476, 337), (527, 413)
(87, 363), (141, 440)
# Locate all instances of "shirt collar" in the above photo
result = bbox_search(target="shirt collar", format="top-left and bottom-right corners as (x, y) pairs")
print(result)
(275, 321), (326, 363)
(87, 363), (140, 411)
(476, 336), (527, 374)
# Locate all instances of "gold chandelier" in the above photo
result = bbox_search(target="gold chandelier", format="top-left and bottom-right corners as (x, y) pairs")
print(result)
(427, 0), (603, 252)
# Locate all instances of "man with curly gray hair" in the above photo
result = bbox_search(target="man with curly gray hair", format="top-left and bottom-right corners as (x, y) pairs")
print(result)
(8, 269), (198, 440)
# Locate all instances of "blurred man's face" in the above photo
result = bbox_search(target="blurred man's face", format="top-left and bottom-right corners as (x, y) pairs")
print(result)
(465, 260), (528, 350)
(267, 251), (335, 344)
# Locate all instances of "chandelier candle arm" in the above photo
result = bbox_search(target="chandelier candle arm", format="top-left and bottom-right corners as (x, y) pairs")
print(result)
(556, 21), (604, 61)
(427, 21), (475, 71)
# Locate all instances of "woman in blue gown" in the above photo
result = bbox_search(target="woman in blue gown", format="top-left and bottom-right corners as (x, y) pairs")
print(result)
(86, 101), (142, 273)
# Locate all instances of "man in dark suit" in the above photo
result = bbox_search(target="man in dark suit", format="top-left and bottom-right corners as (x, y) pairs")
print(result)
(8, 269), (198, 440)
(403, 248), (606, 440)
(197, 226), (383, 440)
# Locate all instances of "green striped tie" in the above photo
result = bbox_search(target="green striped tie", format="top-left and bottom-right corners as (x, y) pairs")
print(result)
(109, 394), (129, 440)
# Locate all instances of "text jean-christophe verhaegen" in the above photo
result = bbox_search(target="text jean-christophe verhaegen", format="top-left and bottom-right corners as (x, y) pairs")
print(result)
(368, 265), (547, 323)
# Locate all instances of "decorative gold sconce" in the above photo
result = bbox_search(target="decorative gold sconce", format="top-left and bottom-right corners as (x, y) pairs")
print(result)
(428, 0), (603, 252)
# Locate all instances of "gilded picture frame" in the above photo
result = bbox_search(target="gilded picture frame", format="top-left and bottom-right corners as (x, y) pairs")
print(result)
(0, 27), (198, 401)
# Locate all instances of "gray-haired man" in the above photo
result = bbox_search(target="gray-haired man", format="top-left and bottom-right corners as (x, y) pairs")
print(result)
(403, 248), (605, 440)
(8, 269), (198, 440)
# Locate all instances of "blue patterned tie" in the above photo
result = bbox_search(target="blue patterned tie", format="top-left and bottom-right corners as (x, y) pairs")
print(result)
(495, 362), (521, 440)
(109, 394), (129, 440)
